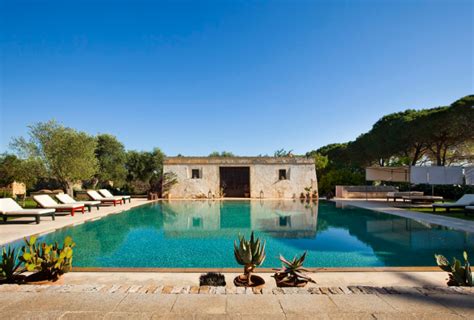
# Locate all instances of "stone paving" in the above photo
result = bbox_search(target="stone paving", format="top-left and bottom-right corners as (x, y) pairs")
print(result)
(0, 283), (472, 319)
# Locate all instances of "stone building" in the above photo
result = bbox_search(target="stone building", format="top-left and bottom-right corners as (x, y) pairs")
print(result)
(162, 157), (317, 199)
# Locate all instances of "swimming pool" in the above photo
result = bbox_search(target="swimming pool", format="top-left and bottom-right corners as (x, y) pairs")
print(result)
(4, 200), (473, 268)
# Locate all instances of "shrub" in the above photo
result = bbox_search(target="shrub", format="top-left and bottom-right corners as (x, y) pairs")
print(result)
(199, 272), (226, 286)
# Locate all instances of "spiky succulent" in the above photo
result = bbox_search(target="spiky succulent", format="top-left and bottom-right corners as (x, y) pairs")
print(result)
(273, 251), (315, 284)
(234, 232), (266, 274)
(0, 247), (23, 283)
(435, 251), (472, 287)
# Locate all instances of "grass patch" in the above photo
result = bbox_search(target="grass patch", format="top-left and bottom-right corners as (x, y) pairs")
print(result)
(15, 198), (38, 209)
(409, 207), (474, 221)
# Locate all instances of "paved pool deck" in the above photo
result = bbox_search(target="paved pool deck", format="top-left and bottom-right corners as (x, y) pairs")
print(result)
(0, 198), (152, 246)
(332, 198), (474, 233)
(0, 271), (473, 319)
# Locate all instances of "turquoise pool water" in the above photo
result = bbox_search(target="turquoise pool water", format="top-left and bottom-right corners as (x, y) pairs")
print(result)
(4, 200), (473, 268)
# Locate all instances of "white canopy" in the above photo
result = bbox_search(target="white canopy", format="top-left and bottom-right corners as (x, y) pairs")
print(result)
(365, 167), (410, 182)
(410, 166), (464, 185)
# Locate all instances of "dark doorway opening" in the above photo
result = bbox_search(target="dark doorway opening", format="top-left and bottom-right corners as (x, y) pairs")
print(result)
(219, 167), (250, 198)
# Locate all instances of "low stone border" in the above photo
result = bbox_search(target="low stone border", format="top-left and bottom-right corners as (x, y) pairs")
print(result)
(1, 284), (472, 295)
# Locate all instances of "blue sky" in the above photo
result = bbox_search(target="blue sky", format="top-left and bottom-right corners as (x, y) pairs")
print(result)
(1, 0), (472, 156)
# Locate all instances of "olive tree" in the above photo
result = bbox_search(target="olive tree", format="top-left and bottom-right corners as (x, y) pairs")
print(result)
(11, 120), (98, 195)
(125, 148), (165, 193)
(95, 134), (127, 187)
(0, 154), (45, 190)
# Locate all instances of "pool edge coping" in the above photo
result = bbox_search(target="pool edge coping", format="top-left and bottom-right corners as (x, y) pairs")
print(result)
(71, 266), (442, 273)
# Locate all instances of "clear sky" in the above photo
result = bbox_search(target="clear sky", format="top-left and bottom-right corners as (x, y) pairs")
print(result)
(1, 0), (472, 156)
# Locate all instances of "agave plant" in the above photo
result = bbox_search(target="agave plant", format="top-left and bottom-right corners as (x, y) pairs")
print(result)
(273, 251), (315, 286)
(435, 251), (472, 287)
(234, 232), (266, 286)
(0, 247), (24, 283)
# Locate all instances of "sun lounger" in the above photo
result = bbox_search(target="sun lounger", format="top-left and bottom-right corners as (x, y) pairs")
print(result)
(87, 190), (123, 206)
(99, 189), (131, 203)
(55, 193), (101, 212)
(33, 194), (85, 216)
(0, 198), (55, 224)
(432, 194), (474, 212)
(386, 191), (424, 202)
(402, 195), (444, 204)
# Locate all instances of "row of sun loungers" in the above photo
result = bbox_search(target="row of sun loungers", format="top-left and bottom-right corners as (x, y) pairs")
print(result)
(432, 194), (474, 212)
(0, 190), (132, 224)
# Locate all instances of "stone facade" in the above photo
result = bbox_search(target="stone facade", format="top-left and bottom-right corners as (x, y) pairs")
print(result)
(162, 157), (318, 199)
(0, 181), (26, 197)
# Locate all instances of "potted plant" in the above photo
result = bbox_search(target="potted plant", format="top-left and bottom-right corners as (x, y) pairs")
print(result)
(273, 251), (315, 287)
(233, 232), (266, 287)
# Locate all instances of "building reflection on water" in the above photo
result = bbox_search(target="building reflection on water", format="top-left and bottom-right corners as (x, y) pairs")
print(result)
(160, 200), (318, 238)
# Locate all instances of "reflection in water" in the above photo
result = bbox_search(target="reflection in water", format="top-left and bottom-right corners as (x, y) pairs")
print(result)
(5, 200), (472, 268)
(161, 200), (318, 239)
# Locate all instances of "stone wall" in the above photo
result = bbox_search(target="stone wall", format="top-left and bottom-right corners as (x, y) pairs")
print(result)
(0, 181), (26, 197)
(335, 185), (397, 199)
(163, 157), (317, 199)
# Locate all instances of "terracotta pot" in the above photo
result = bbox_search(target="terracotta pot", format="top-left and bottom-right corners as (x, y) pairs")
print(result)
(273, 273), (308, 287)
(233, 274), (265, 288)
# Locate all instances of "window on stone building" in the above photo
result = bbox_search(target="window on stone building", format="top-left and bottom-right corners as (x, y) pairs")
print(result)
(279, 169), (287, 180)
(192, 169), (201, 179)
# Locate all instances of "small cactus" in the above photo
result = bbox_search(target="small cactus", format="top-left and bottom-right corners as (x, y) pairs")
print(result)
(20, 236), (75, 281)
(435, 251), (472, 287)
(234, 232), (266, 286)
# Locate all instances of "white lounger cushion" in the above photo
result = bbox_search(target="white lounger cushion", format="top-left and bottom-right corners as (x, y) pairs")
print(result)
(0, 198), (54, 215)
(433, 194), (474, 208)
(99, 189), (129, 199)
(56, 194), (100, 206)
(88, 190), (116, 201)
(3, 209), (55, 215)
(33, 195), (83, 209)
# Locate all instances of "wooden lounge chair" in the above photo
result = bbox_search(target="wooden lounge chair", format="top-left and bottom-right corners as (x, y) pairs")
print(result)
(87, 190), (123, 206)
(0, 198), (55, 224)
(33, 194), (85, 216)
(99, 189), (131, 203)
(55, 193), (101, 212)
(432, 194), (474, 212)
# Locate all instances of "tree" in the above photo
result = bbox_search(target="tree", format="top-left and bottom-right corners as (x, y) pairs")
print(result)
(421, 96), (474, 166)
(208, 151), (235, 157)
(95, 134), (127, 187)
(11, 120), (98, 195)
(0, 154), (45, 189)
(274, 149), (293, 157)
(125, 148), (165, 193)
